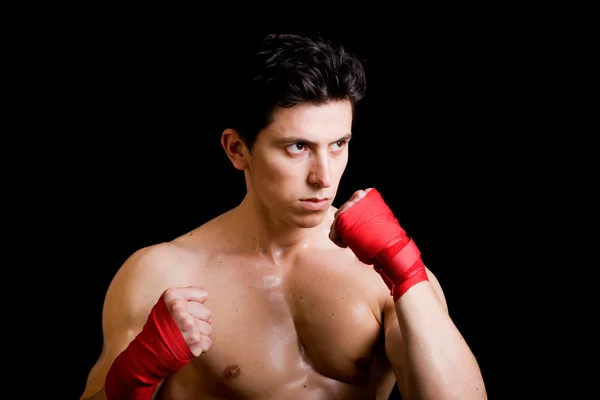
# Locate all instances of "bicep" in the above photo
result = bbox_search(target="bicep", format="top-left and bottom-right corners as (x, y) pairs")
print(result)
(80, 246), (170, 398)
(382, 267), (448, 395)
(383, 297), (406, 396)
(81, 297), (143, 397)
(80, 346), (109, 399)
(425, 267), (448, 312)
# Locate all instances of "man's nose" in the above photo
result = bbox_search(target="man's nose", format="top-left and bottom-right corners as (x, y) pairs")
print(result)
(308, 153), (332, 188)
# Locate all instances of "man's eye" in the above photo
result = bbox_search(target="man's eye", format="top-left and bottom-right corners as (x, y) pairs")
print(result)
(332, 140), (346, 150)
(287, 143), (305, 154)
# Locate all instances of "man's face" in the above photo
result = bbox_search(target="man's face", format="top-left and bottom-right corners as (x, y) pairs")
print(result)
(246, 100), (353, 228)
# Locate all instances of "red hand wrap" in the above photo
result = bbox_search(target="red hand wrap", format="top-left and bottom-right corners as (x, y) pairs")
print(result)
(105, 295), (193, 400)
(335, 189), (428, 300)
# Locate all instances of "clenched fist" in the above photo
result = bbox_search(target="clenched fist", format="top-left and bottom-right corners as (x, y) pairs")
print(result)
(163, 286), (213, 357)
(329, 188), (373, 248)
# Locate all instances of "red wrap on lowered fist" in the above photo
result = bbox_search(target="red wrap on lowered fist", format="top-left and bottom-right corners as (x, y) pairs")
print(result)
(335, 189), (429, 300)
(105, 295), (193, 400)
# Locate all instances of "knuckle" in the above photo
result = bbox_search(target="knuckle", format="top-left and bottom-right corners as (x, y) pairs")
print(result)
(192, 285), (207, 296)
(202, 337), (213, 352)
(171, 299), (185, 314)
(163, 287), (178, 302)
(187, 330), (202, 345)
(353, 189), (365, 198)
(200, 321), (213, 335)
(181, 315), (195, 330)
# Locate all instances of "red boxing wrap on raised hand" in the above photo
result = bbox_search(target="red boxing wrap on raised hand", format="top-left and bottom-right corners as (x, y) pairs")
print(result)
(105, 295), (193, 400)
(335, 189), (428, 300)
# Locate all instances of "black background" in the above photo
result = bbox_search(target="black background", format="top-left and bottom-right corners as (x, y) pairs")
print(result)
(30, 15), (557, 399)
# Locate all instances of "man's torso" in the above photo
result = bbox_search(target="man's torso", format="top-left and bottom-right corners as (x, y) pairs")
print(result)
(153, 215), (396, 399)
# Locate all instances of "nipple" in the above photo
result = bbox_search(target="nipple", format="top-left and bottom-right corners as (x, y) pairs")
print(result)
(223, 364), (241, 381)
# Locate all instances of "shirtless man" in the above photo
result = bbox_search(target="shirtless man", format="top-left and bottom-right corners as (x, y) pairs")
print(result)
(80, 33), (486, 399)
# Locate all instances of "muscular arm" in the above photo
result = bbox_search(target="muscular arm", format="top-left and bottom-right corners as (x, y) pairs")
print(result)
(383, 269), (486, 400)
(80, 244), (186, 400)
(332, 188), (486, 399)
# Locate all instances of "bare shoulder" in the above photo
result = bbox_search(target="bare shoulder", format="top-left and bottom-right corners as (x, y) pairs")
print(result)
(114, 241), (201, 284)
(81, 217), (229, 399)
(103, 241), (205, 327)
(109, 208), (237, 301)
(108, 210), (234, 302)
(80, 241), (211, 399)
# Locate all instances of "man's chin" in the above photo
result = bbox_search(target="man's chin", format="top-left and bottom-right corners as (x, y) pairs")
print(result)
(290, 210), (329, 229)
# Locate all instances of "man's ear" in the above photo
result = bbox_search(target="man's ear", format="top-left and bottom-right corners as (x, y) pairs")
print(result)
(221, 128), (249, 170)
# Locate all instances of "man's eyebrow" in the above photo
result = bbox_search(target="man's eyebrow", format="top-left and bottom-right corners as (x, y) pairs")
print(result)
(275, 133), (353, 146)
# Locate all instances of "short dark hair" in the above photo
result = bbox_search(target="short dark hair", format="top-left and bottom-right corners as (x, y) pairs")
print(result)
(226, 33), (367, 151)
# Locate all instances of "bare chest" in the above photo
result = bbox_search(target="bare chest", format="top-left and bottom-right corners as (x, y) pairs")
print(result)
(165, 251), (390, 398)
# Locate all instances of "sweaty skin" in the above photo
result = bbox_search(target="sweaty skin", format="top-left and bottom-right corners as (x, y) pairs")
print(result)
(81, 101), (449, 400)
(155, 208), (442, 399)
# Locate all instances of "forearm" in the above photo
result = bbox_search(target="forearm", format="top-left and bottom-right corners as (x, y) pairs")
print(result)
(82, 384), (161, 400)
(394, 282), (486, 400)
(81, 388), (107, 400)
(333, 189), (487, 398)
(100, 295), (192, 400)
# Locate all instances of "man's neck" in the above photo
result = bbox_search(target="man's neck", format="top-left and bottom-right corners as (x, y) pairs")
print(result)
(231, 194), (330, 263)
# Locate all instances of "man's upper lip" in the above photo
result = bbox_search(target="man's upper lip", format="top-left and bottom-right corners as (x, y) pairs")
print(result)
(302, 198), (329, 201)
